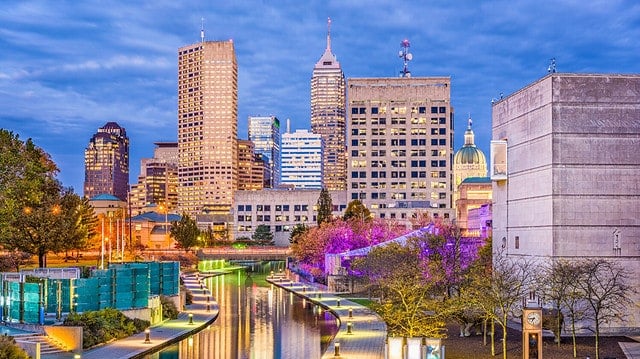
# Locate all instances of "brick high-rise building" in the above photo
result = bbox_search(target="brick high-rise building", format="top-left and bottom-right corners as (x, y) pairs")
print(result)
(311, 18), (346, 191)
(177, 40), (238, 215)
(84, 122), (129, 201)
(347, 77), (454, 222)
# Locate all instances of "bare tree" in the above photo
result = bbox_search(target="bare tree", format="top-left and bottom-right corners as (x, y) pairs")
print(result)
(464, 248), (534, 358)
(574, 259), (634, 359)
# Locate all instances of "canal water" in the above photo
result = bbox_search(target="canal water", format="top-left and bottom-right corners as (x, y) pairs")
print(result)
(144, 260), (339, 359)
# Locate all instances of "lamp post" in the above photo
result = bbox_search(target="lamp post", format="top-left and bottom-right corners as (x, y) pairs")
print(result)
(144, 328), (151, 344)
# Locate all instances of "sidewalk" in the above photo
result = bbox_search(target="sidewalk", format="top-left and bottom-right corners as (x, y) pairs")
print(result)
(620, 337), (640, 359)
(43, 273), (219, 359)
(266, 274), (387, 359)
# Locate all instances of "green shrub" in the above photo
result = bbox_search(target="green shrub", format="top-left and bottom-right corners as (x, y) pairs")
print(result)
(184, 287), (193, 305)
(0, 335), (29, 359)
(160, 295), (179, 320)
(63, 308), (150, 349)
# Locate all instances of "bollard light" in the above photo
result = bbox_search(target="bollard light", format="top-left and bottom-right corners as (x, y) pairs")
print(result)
(206, 304), (211, 312)
(144, 328), (151, 344)
(318, 292), (322, 299)
(334, 342), (341, 357)
(74, 354), (81, 359)
(270, 270), (274, 277)
(348, 308), (353, 318)
(206, 296), (210, 303)
(302, 286), (306, 292)
(347, 321), (353, 334)
(188, 313), (194, 325)
(336, 299), (341, 307)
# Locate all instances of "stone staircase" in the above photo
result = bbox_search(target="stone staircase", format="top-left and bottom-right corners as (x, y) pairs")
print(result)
(13, 332), (70, 356)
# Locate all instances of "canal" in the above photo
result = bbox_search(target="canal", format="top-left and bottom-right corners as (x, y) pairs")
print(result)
(143, 260), (339, 359)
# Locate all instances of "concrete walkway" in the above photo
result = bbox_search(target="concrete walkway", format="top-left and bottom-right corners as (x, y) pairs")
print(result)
(43, 273), (219, 359)
(266, 274), (387, 359)
(620, 337), (640, 359)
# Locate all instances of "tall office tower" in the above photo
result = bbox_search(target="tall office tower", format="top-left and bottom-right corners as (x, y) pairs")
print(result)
(310, 18), (346, 191)
(130, 142), (178, 215)
(347, 77), (454, 222)
(177, 40), (238, 215)
(491, 73), (640, 330)
(281, 129), (323, 189)
(248, 115), (281, 188)
(84, 122), (129, 201)
(237, 140), (265, 191)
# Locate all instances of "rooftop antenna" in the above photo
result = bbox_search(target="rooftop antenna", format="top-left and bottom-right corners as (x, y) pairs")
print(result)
(200, 17), (205, 43)
(326, 17), (331, 51)
(547, 57), (556, 73)
(399, 39), (412, 77)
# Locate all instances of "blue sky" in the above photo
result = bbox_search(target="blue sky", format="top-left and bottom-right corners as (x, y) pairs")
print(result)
(1, 1), (639, 193)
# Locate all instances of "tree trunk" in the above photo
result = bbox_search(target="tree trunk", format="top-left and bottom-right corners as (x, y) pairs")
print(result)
(595, 318), (600, 359)
(571, 318), (577, 358)
(38, 248), (47, 268)
(502, 315), (508, 359)
(490, 319), (495, 356)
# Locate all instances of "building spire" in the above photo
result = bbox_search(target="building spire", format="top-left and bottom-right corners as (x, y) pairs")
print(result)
(464, 115), (475, 146)
(326, 17), (331, 51)
(200, 17), (205, 43)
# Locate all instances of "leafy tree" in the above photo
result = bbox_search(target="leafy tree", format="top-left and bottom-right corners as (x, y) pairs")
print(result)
(59, 194), (98, 261)
(0, 335), (29, 359)
(575, 259), (634, 359)
(351, 241), (446, 337)
(170, 213), (200, 252)
(252, 224), (274, 245)
(289, 223), (308, 244)
(342, 199), (371, 222)
(316, 188), (333, 225)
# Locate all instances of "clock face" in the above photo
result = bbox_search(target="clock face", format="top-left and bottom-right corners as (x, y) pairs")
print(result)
(527, 312), (541, 326)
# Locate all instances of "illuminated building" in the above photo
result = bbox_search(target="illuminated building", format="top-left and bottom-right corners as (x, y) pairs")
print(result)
(453, 116), (487, 204)
(178, 39), (238, 216)
(281, 129), (323, 189)
(311, 18), (346, 191)
(84, 122), (129, 201)
(237, 140), (265, 191)
(130, 142), (178, 215)
(248, 115), (280, 188)
(346, 77), (454, 222)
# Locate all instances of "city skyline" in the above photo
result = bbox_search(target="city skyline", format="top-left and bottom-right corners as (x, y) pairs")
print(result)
(1, 1), (639, 193)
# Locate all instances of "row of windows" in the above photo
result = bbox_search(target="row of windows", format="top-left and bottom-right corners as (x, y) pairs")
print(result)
(351, 128), (447, 136)
(237, 204), (310, 212)
(350, 106), (447, 115)
(352, 170), (448, 178)
(237, 214), (311, 222)
(352, 139), (447, 147)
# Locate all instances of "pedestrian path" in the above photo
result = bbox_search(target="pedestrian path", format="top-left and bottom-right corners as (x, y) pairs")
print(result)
(267, 274), (387, 359)
(620, 337), (640, 359)
(42, 273), (219, 359)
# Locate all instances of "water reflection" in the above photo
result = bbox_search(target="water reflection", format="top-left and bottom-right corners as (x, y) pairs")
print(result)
(144, 261), (338, 359)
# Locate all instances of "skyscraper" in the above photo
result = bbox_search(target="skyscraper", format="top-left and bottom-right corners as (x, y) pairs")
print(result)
(237, 139), (265, 191)
(84, 122), (129, 201)
(311, 18), (346, 191)
(177, 40), (238, 215)
(248, 115), (281, 188)
(346, 77), (454, 222)
(129, 142), (178, 215)
(281, 129), (323, 189)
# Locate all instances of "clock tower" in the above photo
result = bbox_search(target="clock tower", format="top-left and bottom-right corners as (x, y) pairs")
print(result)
(522, 292), (543, 359)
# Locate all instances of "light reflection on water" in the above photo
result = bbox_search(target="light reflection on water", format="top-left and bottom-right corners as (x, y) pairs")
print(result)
(144, 261), (338, 359)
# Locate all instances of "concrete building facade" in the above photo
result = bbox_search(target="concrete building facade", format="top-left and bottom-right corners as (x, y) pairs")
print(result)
(234, 189), (347, 246)
(491, 73), (640, 331)
(177, 40), (238, 216)
(280, 129), (323, 189)
(347, 77), (454, 222)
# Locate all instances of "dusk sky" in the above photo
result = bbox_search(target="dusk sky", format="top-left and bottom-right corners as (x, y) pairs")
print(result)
(1, 1), (639, 194)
